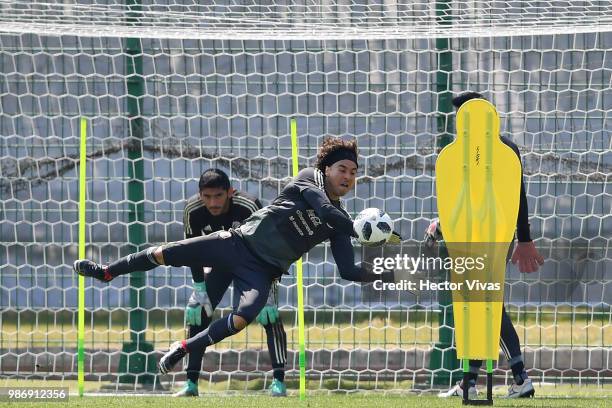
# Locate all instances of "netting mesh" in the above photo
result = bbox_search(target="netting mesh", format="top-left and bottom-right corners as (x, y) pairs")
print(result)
(1, 0), (612, 39)
(0, 0), (611, 395)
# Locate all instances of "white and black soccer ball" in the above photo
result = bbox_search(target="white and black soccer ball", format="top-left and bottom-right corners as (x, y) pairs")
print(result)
(353, 208), (393, 246)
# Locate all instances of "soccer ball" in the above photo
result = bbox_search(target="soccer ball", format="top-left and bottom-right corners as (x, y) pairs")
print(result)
(353, 208), (393, 246)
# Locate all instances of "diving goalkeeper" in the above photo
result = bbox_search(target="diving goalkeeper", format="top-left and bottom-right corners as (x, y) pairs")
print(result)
(74, 136), (393, 375)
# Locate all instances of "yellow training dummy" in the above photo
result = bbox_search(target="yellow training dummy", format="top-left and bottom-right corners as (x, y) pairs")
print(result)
(435, 98), (521, 360)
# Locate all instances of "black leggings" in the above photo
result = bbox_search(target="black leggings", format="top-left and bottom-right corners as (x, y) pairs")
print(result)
(468, 304), (523, 371)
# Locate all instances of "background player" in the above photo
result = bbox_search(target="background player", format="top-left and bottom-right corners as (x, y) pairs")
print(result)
(177, 169), (287, 397)
(429, 92), (544, 399)
(74, 137), (394, 380)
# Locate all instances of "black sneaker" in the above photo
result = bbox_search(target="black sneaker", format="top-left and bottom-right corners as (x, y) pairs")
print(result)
(159, 341), (187, 375)
(73, 260), (112, 282)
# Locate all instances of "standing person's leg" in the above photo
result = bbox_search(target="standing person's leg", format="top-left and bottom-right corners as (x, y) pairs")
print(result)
(467, 360), (482, 385)
(500, 305), (526, 382)
(500, 305), (534, 398)
(264, 318), (287, 396)
(177, 267), (232, 396)
(264, 319), (287, 378)
(255, 280), (287, 396)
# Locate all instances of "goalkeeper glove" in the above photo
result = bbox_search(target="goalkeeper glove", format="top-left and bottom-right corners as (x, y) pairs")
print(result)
(256, 284), (279, 325)
(511, 241), (544, 273)
(256, 305), (279, 326)
(185, 281), (213, 326)
(424, 218), (443, 249)
(387, 230), (403, 245)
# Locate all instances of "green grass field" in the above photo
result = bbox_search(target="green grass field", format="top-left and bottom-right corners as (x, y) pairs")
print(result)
(1, 380), (610, 408)
(2, 394), (610, 408)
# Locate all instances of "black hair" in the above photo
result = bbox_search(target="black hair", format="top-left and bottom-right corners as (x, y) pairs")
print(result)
(198, 168), (230, 191)
(452, 92), (484, 109)
(315, 136), (358, 172)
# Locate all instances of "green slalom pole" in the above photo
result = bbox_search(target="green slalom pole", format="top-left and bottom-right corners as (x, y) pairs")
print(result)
(290, 118), (307, 400)
(77, 118), (87, 396)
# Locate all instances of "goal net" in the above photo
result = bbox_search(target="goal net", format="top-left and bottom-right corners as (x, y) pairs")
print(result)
(1, 0), (610, 394)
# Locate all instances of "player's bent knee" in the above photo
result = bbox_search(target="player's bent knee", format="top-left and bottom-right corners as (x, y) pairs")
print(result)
(153, 246), (165, 265)
(232, 314), (248, 331)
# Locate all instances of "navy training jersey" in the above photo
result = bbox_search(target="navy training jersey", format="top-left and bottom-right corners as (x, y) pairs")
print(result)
(236, 167), (356, 275)
(183, 191), (262, 239)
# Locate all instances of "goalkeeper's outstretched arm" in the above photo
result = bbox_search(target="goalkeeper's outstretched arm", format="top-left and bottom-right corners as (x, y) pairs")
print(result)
(330, 234), (393, 283)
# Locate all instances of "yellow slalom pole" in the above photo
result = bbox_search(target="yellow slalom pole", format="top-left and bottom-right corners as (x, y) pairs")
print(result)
(77, 118), (87, 396)
(290, 118), (306, 400)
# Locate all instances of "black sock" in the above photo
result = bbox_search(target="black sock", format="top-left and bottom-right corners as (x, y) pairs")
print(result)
(463, 360), (480, 387)
(185, 313), (239, 351)
(465, 372), (478, 386)
(273, 369), (285, 383)
(186, 370), (200, 384)
(107, 247), (159, 277)
(511, 361), (527, 385)
(186, 316), (212, 384)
